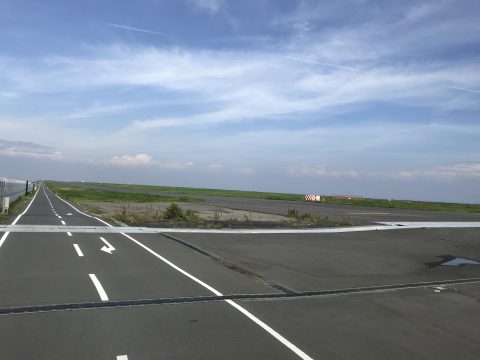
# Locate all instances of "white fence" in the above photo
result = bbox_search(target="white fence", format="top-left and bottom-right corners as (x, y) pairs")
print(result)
(0, 178), (38, 213)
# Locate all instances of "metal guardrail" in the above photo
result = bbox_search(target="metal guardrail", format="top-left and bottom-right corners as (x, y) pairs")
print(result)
(0, 177), (40, 213)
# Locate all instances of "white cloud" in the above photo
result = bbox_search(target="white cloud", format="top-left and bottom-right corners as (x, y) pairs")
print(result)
(110, 154), (153, 167)
(2, 42), (478, 134)
(288, 163), (480, 180)
(234, 167), (255, 175)
(387, 163), (480, 179)
(0, 139), (64, 161)
(188, 0), (223, 14)
(157, 161), (194, 170)
(288, 164), (359, 178)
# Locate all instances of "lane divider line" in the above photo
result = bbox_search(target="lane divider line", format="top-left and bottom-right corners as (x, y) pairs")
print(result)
(73, 244), (84, 257)
(0, 185), (41, 248)
(51, 191), (112, 227)
(61, 220), (66, 225)
(119, 233), (313, 360)
(67, 232), (72, 237)
(89, 274), (109, 301)
(50, 188), (313, 360)
(117, 356), (128, 360)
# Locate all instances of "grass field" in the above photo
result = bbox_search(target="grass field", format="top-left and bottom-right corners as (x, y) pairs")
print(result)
(322, 196), (480, 213)
(92, 182), (304, 201)
(45, 181), (202, 204)
(0, 191), (35, 224)
(89, 181), (480, 213)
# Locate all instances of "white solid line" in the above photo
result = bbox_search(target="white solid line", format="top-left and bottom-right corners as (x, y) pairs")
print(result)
(52, 193), (112, 227)
(73, 244), (84, 257)
(117, 356), (128, 360)
(50, 189), (312, 359)
(12, 186), (40, 225)
(61, 220), (66, 225)
(0, 232), (10, 248)
(88, 274), (109, 301)
(1, 186), (41, 248)
(67, 232), (72, 237)
(120, 232), (313, 360)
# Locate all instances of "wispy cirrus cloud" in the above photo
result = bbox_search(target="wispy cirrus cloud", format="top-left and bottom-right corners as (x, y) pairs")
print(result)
(288, 163), (480, 180)
(1, 38), (478, 131)
(0, 139), (64, 161)
(104, 23), (167, 37)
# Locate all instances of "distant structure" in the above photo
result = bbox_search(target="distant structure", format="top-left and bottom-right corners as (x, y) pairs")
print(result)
(304, 194), (322, 202)
(331, 194), (364, 200)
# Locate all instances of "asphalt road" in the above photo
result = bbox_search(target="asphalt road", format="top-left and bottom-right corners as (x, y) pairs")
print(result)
(0, 185), (479, 359)
(69, 182), (480, 224)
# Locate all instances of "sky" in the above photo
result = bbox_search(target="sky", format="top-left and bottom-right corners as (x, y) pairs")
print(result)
(0, 0), (479, 203)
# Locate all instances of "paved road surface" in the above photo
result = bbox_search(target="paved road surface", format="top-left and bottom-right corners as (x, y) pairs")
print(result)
(0, 185), (479, 359)
(69, 182), (480, 224)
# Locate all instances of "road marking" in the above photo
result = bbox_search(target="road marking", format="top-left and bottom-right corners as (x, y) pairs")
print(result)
(12, 186), (40, 225)
(4, 222), (480, 234)
(1, 186), (41, 248)
(117, 356), (128, 360)
(99, 237), (116, 254)
(57, 215), (62, 219)
(61, 220), (66, 225)
(52, 193), (112, 226)
(73, 244), (84, 257)
(89, 274), (109, 301)
(67, 232), (72, 237)
(50, 189), (313, 360)
(120, 232), (313, 360)
(0, 232), (9, 249)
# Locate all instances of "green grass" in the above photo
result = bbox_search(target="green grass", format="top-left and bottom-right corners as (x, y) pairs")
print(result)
(87, 182), (305, 201)
(45, 181), (202, 203)
(287, 208), (351, 226)
(321, 196), (480, 213)
(89, 181), (480, 213)
(0, 191), (35, 224)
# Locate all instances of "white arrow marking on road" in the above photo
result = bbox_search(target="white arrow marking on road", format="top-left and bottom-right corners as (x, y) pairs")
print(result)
(117, 356), (128, 360)
(100, 237), (116, 254)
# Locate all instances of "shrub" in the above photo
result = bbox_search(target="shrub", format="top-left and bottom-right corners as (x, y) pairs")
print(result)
(163, 203), (186, 221)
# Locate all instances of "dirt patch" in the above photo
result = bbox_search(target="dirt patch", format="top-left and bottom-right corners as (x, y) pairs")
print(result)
(82, 201), (291, 223)
(80, 201), (351, 228)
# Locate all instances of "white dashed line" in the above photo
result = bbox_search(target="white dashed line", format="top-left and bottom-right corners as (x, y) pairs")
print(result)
(53, 189), (314, 360)
(88, 274), (109, 301)
(117, 356), (128, 360)
(67, 232), (72, 237)
(73, 244), (84, 257)
(61, 220), (66, 225)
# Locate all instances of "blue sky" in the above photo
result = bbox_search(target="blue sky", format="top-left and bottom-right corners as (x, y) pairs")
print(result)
(1, 0), (479, 202)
